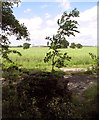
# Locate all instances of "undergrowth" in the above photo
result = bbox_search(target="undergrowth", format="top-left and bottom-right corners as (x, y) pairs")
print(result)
(2, 66), (99, 119)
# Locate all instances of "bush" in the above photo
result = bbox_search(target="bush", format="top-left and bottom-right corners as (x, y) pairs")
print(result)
(2, 71), (73, 119)
(89, 52), (99, 73)
(17, 45), (23, 47)
(23, 43), (31, 49)
(70, 43), (76, 49)
(61, 39), (69, 48)
(70, 43), (83, 49)
(76, 43), (83, 48)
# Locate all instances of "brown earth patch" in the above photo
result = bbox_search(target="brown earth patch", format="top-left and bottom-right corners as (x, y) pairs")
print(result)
(64, 74), (97, 96)
(60, 67), (97, 97)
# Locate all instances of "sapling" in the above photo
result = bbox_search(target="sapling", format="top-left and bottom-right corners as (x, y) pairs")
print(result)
(44, 8), (80, 71)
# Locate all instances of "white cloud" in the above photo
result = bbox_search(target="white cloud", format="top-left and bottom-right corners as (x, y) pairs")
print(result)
(9, 35), (26, 46)
(46, 20), (55, 27)
(9, 17), (43, 46)
(45, 13), (51, 19)
(60, 0), (71, 11)
(78, 6), (97, 22)
(68, 6), (97, 46)
(54, 14), (62, 22)
(24, 8), (31, 13)
(44, 5), (97, 46)
(19, 17), (43, 30)
(9, 5), (97, 46)
(17, 16), (58, 46)
(46, 14), (62, 27)
(16, 13), (62, 46)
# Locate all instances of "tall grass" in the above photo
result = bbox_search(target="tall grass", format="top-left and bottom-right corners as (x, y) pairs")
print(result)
(4, 46), (97, 71)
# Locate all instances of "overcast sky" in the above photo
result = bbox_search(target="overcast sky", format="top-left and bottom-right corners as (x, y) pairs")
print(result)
(9, 0), (97, 46)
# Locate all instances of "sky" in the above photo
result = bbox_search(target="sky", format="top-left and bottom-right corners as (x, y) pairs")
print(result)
(9, 0), (97, 46)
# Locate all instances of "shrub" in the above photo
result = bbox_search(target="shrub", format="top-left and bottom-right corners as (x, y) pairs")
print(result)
(23, 43), (31, 49)
(89, 52), (99, 73)
(2, 72), (73, 119)
(17, 45), (23, 47)
(76, 43), (83, 48)
(70, 43), (76, 49)
(61, 39), (69, 48)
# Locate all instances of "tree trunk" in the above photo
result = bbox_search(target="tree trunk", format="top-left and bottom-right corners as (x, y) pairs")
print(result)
(52, 55), (55, 72)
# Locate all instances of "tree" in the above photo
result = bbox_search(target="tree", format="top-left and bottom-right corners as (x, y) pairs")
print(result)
(17, 45), (23, 47)
(61, 39), (69, 48)
(44, 8), (80, 71)
(44, 35), (71, 71)
(23, 43), (31, 49)
(70, 42), (76, 49)
(76, 43), (83, 48)
(0, 1), (30, 63)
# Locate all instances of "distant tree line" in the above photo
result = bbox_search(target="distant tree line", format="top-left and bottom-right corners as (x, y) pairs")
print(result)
(17, 43), (31, 49)
(17, 45), (23, 47)
(16, 41), (83, 49)
(70, 42), (83, 49)
(54, 39), (83, 49)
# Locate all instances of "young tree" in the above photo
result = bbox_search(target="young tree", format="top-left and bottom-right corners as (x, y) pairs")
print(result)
(76, 43), (83, 48)
(61, 39), (69, 48)
(23, 43), (31, 49)
(44, 8), (80, 71)
(44, 35), (71, 71)
(70, 42), (76, 49)
(0, 1), (30, 63)
(17, 45), (23, 47)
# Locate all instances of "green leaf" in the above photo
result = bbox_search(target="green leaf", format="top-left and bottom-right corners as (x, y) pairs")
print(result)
(47, 41), (49, 46)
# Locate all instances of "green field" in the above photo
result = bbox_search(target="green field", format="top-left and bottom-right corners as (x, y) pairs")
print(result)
(4, 46), (97, 71)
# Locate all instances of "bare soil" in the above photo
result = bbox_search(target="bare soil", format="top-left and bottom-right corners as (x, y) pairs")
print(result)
(65, 74), (97, 95)
(60, 67), (87, 73)
(60, 67), (97, 96)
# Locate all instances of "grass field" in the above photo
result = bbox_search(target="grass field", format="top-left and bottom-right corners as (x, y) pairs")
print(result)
(4, 46), (97, 71)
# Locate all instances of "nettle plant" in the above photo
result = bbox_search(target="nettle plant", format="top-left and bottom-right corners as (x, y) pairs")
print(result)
(44, 8), (80, 71)
(89, 53), (99, 69)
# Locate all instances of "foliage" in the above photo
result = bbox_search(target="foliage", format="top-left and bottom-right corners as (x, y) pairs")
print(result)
(44, 35), (71, 71)
(17, 45), (23, 47)
(44, 8), (80, 71)
(61, 39), (69, 48)
(0, 1), (30, 62)
(2, 71), (74, 119)
(70, 43), (82, 49)
(2, 69), (98, 119)
(76, 43), (83, 48)
(89, 53), (98, 66)
(89, 52), (99, 73)
(23, 43), (31, 49)
(2, 45), (22, 63)
(44, 49), (71, 71)
(70, 42), (76, 49)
